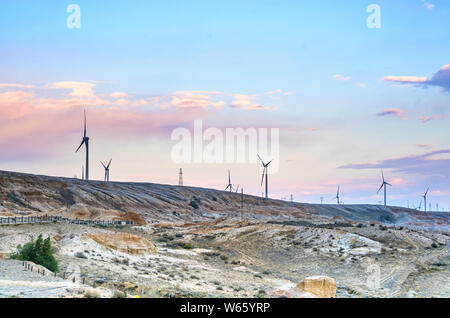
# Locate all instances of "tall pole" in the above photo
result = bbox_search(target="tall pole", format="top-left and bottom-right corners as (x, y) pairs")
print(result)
(85, 140), (89, 181)
(424, 196), (427, 212)
(179, 168), (183, 186)
(384, 184), (386, 206)
(265, 172), (268, 199)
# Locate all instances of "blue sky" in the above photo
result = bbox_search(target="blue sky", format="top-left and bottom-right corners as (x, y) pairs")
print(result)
(0, 1), (449, 210)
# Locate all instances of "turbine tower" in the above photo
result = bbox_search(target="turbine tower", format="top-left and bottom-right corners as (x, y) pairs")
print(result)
(178, 168), (183, 186)
(100, 159), (112, 182)
(377, 169), (391, 206)
(76, 110), (89, 181)
(258, 155), (273, 199)
(422, 188), (429, 212)
(225, 170), (234, 192)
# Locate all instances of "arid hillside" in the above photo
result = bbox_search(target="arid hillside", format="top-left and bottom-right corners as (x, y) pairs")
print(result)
(0, 170), (449, 298)
(0, 170), (448, 229)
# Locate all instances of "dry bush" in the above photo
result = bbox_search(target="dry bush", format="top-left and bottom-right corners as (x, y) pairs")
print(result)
(84, 288), (101, 298)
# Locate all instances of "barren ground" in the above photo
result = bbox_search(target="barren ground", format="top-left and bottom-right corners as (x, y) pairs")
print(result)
(0, 170), (448, 298)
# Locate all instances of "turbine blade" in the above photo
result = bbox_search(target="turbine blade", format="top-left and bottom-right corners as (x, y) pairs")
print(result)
(107, 159), (112, 168)
(266, 160), (273, 166)
(381, 169), (384, 182)
(75, 140), (85, 153)
(83, 109), (87, 137)
(257, 154), (265, 165)
(386, 182), (392, 186)
(100, 161), (106, 169)
(377, 183), (384, 194)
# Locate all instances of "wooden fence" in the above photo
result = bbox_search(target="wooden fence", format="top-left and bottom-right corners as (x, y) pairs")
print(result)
(0, 215), (133, 227)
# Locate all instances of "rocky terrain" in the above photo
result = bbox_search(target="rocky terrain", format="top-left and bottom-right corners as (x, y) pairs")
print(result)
(0, 170), (449, 298)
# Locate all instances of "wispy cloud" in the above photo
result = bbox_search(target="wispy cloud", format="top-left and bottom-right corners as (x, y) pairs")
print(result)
(383, 63), (450, 92)
(422, 0), (435, 10)
(419, 114), (450, 123)
(376, 108), (404, 118)
(47, 81), (96, 98)
(0, 83), (35, 89)
(339, 149), (450, 177)
(264, 89), (283, 95)
(333, 74), (351, 81)
(110, 92), (129, 99)
(416, 144), (434, 149)
(230, 94), (274, 110)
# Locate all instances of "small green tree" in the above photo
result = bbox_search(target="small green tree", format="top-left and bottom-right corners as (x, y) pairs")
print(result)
(11, 234), (59, 272)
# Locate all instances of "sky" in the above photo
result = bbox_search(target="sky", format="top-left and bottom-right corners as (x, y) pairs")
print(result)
(0, 0), (449, 210)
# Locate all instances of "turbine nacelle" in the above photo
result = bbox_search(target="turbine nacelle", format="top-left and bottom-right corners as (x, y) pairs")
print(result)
(101, 159), (112, 182)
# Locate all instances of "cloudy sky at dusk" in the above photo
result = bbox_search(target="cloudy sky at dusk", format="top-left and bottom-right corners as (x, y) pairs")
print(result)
(0, 0), (449, 209)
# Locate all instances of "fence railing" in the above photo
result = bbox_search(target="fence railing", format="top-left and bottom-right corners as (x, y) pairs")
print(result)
(0, 215), (133, 226)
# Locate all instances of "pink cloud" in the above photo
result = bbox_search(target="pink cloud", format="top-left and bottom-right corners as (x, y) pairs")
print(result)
(47, 81), (96, 98)
(0, 83), (35, 89)
(383, 63), (450, 92)
(110, 92), (129, 99)
(382, 76), (428, 83)
(419, 114), (449, 123)
(333, 74), (351, 81)
(230, 94), (274, 110)
(376, 108), (404, 118)
(422, 0), (435, 10)
(416, 144), (434, 149)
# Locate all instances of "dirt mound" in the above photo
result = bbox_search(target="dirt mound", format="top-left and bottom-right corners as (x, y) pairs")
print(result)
(297, 276), (337, 298)
(84, 233), (156, 255)
(65, 205), (146, 225)
(116, 212), (146, 226)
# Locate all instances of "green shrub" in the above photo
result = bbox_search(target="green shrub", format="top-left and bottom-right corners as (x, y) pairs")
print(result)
(11, 234), (59, 272)
(189, 200), (199, 209)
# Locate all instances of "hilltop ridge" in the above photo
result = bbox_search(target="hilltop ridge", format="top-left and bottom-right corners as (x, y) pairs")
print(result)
(0, 169), (448, 229)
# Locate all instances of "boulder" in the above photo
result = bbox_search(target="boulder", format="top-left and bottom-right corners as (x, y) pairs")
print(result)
(297, 276), (337, 298)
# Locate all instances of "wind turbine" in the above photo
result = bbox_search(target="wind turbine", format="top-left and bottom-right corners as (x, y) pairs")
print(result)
(225, 170), (234, 192)
(76, 110), (90, 181)
(332, 186), (340, 204)
(235, 185), (240, 193)
(258, 155), (272, 199)
(421, 188), (429, 212)
(377, 169), (391, 206)
(100, 159), (112, 182)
